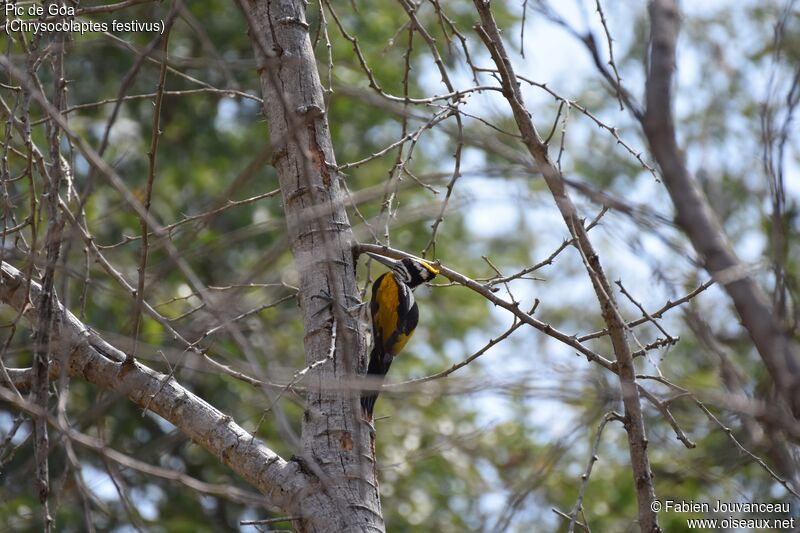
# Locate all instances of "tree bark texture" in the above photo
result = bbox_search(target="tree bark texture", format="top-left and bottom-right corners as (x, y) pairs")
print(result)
(240, 1), (384, 531)
(643, 0), (800, 416)
(1, 1), (384, 528)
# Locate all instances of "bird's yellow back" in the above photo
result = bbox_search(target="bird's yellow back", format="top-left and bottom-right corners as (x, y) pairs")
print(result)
(371, 272), (415, 356)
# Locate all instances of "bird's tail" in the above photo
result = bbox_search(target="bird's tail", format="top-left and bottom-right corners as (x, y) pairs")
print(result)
(361, 345), (391, 418)
(361, 394), (378, 418)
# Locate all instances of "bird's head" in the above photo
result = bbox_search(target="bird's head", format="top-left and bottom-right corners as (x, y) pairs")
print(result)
(367, 252), (439, 289)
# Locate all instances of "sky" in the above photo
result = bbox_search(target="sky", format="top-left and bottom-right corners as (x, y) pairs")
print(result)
(406, 0), (798, 526)
(2, 0), (797, 529)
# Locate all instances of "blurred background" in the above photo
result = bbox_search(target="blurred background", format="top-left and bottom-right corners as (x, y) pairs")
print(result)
(1, 0), (798, 531)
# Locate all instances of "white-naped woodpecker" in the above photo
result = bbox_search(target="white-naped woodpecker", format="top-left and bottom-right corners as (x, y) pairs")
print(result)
(361, 252), (439, 418)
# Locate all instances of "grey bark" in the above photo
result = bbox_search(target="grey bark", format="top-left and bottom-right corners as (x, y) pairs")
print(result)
(239, 0), (384, 531)
(643, 0), (800, 416)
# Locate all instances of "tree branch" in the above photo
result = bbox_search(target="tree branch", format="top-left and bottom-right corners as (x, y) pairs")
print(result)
(0, 261), (306, 512)
(471, 2), (660, 530)
(642, 0), (800, 417)
(356, 242), (615, 372)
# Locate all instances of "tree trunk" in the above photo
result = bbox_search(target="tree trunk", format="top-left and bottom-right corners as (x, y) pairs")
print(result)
(240, 1), (384, 531)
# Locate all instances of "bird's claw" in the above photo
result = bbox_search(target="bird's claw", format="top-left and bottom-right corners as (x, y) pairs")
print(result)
(311, 289), (366, 316)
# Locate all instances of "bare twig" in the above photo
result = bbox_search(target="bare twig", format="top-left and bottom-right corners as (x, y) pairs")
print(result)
(566, 411), (624, 533)
(638, 374), (800, 498)
(616, 280), (676, 343)
(579, 279), (714, 342)
(593, 0), (624, 110)
(391, 317), (527, 388)
(131, 12), (177, 362)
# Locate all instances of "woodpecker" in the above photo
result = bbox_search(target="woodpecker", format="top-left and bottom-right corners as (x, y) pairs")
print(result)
(361, 252), (439, 418)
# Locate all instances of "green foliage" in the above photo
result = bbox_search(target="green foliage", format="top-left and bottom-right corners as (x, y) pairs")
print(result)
(1, 0), (798, 531)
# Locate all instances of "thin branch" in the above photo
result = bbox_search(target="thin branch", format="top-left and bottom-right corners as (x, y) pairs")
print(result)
(0, 261), (304, 509)
(390, 316), (527, 388)
(579, 279), (714, 342)
(356, 243), (614, 372)
(636, 386), (695, 449)
(131, 12), (176, 362)
(513, 73), (655, 177)
(638, 374), (800, 498)
(593, 0), (624, 110)
(616, 280), (676, 343)
(566, 411), (624, 533)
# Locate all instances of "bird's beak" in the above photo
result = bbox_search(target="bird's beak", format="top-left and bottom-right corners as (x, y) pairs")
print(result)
(366, 252), (401, 270)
